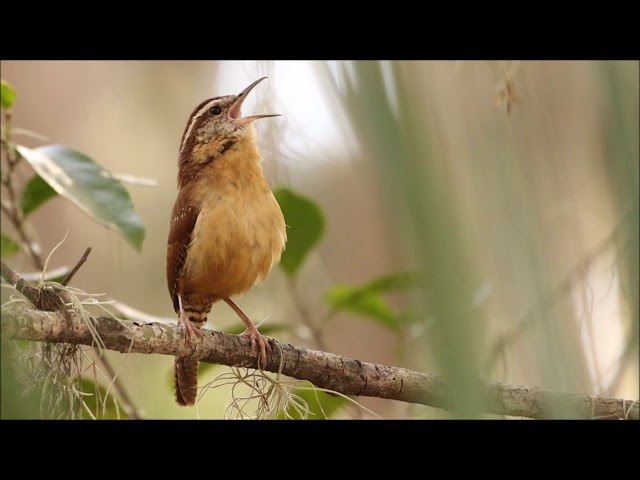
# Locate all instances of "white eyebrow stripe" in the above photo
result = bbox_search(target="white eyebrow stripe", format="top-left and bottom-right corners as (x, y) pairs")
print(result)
(179, 99), (220, 154)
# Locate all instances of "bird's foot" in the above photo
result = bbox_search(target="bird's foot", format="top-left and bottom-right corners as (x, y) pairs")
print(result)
(241, 323), (272, 368)
(223, 298), (272, 367)
(179, 312), (203, 346)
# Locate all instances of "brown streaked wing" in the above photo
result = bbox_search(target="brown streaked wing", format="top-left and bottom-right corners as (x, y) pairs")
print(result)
(166, 187), (200, 312)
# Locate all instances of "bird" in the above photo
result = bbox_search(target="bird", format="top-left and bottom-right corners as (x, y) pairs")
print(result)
(166, 77), (286, 407)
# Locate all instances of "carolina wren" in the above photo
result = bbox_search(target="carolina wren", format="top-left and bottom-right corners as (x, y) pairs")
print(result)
(166, 77), (286, 407)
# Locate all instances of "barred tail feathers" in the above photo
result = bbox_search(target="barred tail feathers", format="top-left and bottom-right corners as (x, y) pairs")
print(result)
(174, 295), (214, 407)
(175, 357), (199, 406)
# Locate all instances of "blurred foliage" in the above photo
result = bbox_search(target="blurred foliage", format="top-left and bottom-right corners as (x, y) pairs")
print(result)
(273, 187), (325, 275)
(21, 174), (57, 217)
(1, 80), (16, 108)
(1, 346), (40, 419)
(327, 61), (484, 417)
(325, 272), (422, 331)
(1, 232), (21, 257)
(326, 284), (400, 331)
(599, 61), (639, 367)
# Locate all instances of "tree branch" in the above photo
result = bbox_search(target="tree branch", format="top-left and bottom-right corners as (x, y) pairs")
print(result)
(2, 306), (637, 420)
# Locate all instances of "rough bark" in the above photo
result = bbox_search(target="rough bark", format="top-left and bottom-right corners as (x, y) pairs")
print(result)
(2, 306), (637, 420)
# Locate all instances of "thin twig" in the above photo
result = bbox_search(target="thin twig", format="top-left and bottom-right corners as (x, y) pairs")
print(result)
(61, 247), (92, 286)
(0, 198), (44, 271)
(1, 117), (44, 271)
(1, 260), (40, 301)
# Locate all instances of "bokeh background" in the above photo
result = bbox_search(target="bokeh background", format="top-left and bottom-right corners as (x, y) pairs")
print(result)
(1, 60), (638, 419)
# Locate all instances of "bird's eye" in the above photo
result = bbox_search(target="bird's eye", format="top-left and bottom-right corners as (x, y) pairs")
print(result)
(209, 106), (222, 116)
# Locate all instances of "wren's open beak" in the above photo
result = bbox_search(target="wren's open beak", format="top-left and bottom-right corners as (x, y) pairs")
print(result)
(229, 77), (280, 129)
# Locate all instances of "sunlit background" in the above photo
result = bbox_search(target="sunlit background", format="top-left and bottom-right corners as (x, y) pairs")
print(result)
(1, 60), (638, 419)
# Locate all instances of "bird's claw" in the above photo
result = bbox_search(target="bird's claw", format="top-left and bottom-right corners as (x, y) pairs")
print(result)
(179, 313), (202, 346)
(241, 325), (272, 367)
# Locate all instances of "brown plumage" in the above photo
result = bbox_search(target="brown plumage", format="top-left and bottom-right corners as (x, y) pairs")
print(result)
(166, 77), (286, 406)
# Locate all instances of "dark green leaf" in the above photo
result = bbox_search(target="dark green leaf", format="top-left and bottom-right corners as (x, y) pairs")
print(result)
(1, 233), (21, 258)
(21, 174), (58, 217)
(17, 145), (145, 251)
(1, 80), (16, 109)
(278, 387), (347, 420)
(273, 187), (325, 276)
(326, 285), (400, 331)
(79, 377), (129, 420)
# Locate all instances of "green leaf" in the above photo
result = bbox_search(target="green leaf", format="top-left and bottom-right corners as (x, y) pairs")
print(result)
(1, 233), (21, 258)
(17, 145), (146, 252)
(323, 272), (423, 331)
(365, 271), (424, 293)
(278, 387), (347, 420)
(273, 187), (325, 276)
(326, 285), (400, 331)
(79, 377), (129, 420)
(1, 80), (16, 109)
(21, 174), (58, 217)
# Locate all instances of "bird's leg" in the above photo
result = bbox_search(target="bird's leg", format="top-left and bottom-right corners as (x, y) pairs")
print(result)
(178, 294), (203, 346)
(224, 297), (271, 366)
